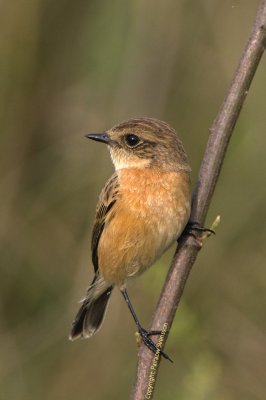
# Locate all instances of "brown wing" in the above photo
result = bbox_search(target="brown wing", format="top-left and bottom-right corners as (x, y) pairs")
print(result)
(91, 172), (119, 273)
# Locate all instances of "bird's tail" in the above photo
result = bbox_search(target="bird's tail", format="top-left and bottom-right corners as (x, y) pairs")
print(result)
(69, 275), (113, 340)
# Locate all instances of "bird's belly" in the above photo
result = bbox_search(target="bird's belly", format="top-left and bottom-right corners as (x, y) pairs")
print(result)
(125, 199), (189, 277)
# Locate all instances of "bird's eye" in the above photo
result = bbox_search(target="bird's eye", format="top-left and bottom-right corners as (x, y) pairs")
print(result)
(125, 134), (140, 147)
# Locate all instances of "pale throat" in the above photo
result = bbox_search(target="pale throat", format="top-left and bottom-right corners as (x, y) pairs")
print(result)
(109, 148), (150, 170)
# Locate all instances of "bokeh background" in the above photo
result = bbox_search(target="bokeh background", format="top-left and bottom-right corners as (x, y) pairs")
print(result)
(0, 0), (265, 399)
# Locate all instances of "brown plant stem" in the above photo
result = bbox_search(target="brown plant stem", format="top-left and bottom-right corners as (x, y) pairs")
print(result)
(131, 1), (266, 399)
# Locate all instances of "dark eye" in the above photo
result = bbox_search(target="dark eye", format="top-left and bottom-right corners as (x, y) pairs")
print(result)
(125, 134), (140, 147)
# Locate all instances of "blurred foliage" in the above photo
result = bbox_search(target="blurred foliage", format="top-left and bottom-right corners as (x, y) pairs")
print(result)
(0, 0), (265, 399)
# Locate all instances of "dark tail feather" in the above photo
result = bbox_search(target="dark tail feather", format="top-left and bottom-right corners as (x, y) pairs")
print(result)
(69, 276), (113, 340)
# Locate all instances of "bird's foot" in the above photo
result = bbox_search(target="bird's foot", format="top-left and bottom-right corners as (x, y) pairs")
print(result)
(136, 326), (173, 363)
(184, 221), (214, 241)
(190, 221), (215, 234)
(183, 221), (215, 248)
(185, 221), (215, 236)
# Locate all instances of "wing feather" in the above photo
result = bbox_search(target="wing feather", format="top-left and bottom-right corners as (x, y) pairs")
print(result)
(91, 173), (119, 272)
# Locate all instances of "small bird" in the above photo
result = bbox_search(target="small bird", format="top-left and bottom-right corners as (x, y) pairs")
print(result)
(69, 117), (191, 360)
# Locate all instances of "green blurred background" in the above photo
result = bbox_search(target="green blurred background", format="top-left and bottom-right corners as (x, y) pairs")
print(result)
(0, 0), (265, 399)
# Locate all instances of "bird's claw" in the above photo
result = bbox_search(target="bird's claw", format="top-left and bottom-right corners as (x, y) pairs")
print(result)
(137, 327), (173, 363)
(141, 328), (162, 337)
(185, 221), (215, 237)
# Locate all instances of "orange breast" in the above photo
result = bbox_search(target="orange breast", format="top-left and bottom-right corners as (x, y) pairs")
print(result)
(98, 168), (190, 286)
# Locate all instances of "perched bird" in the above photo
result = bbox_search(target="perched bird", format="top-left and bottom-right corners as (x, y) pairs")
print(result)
(69, 117), (191, 360)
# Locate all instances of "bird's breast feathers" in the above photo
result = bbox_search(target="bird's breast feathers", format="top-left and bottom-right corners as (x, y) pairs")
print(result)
(98, 168), (190, 284)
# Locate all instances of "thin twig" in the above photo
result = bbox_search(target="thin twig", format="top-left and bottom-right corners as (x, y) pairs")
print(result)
(131, 1), (266, 399)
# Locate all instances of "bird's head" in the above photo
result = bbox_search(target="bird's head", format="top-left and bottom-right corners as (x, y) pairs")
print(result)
(86, 117), (191, 173)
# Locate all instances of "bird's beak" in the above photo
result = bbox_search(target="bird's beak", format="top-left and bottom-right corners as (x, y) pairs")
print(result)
(84, 132), (110, 144)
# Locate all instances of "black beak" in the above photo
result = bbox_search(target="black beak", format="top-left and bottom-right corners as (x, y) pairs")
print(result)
(84, 133), (110, 144)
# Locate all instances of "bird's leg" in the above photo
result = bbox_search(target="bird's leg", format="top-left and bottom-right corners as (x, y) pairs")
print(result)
(120, 287), (173, 362)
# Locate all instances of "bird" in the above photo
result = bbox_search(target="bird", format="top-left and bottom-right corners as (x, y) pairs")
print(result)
(69, 117), (192, 361)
